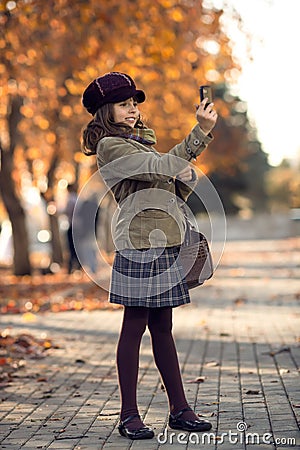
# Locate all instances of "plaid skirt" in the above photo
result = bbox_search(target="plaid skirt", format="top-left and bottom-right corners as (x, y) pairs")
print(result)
(109, 246), (190, 308)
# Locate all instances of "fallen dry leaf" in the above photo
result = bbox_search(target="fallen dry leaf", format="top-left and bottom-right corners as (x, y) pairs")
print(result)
(186, 376), (206, 384)
(264, 346), (290, 357)
(234, 297), (247, 306)
(279, 368), (290, 375)
(0, 330), (56, 387)
(205, 361), (219, 367)
(198, 412), (215, 417)
(0, 272), (111, 315)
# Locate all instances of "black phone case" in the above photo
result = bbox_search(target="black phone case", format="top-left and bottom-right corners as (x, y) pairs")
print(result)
(199, 85), (212, 106)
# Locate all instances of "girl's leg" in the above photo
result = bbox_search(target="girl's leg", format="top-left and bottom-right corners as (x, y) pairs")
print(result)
(116, 306), (148, 430)
(148, 307), (200, 422)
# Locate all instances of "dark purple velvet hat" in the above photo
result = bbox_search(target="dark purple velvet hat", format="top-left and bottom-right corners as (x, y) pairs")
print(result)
(82, 72), (146, 115)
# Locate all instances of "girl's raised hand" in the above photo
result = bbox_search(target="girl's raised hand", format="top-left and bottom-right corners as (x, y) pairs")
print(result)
(177, 165), (193, 182)
(195, 98), (218, 135)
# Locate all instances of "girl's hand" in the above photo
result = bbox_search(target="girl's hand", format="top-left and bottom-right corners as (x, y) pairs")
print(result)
(177, 165), (193, 182)
(195, 98), (218, 135)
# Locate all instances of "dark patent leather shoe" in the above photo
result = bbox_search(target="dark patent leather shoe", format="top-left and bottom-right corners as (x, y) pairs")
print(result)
(169, 407), (212, 432)
(118, 414), (154, 440)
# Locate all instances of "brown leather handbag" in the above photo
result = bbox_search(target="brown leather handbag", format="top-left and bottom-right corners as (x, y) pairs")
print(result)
(180, 219), (214, 289)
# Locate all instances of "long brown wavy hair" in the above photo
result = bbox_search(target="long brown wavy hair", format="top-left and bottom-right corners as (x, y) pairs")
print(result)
(81, 103), (145, 156)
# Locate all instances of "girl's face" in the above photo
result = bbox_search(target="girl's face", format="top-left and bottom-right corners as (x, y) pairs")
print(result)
(112, 97), (139, 128)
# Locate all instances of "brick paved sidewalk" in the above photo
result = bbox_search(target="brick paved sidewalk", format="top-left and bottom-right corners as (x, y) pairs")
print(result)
(0, 239), (299, 450)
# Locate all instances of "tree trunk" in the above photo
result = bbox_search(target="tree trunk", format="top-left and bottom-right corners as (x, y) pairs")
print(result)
(0, 96), (32, 275)
(0, 150), (32, 275)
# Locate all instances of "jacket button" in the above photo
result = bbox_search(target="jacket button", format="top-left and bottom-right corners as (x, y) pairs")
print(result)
(193, 139), (200, 145)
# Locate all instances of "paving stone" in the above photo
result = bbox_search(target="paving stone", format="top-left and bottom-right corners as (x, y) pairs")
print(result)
(0, 239), (299, 449)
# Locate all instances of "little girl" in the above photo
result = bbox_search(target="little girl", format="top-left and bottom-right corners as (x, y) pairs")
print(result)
(81, 72), (217, 440)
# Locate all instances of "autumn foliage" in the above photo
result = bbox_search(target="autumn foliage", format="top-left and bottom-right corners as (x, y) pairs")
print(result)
(0, 0), (242, 180)
(0, 0), (269, 275)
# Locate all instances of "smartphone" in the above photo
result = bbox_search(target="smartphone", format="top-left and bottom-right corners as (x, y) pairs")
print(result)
(199, 85), (213, 108)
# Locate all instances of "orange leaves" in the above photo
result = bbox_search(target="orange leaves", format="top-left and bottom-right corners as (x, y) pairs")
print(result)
(158, 0), (177, 7)
(165, 66), (181, 80)
(0, 271), (110, 316)
(50, 18), (67, 34)
(168, 7), (185, 23)
(39, 78), (56, 90)
(170, 129), (182, 140)
(60, 105), (73, 119)
(33, 116), (49, 130)
(0, 0), (248, 216)
(0, 329), (56, 387)
(87, 36), (100, 51)
(20, 104), (34, 118)
(27, 48), (37, 60)
(65, 79), (82, 96)
(187, 51), (198, 63)
(46, 132), (56, 145)
(163, 92), (180, 113)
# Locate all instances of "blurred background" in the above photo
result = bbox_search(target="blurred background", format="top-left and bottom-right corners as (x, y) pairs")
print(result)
(0, 0), (299, 280)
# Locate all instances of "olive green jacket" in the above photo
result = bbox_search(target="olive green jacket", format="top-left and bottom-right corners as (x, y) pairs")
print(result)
(97, 124), (212, 250)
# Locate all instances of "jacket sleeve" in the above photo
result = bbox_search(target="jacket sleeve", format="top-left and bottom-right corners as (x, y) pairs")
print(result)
(175, 169), (198, 202)
(97, 124), (212, 183)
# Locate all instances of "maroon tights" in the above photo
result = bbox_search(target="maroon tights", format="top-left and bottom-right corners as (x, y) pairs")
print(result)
(117, 306), (198, 429)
